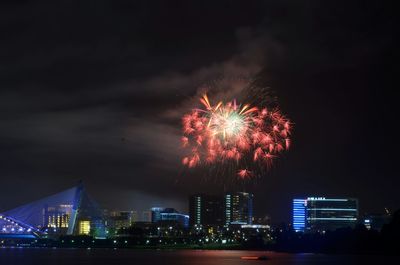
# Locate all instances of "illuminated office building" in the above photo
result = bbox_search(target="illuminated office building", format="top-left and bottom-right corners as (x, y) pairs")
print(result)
(293, 197), (358, 233)
(224, 192), (253, 225)
(189, 194), (224, 227)
(293, 199), (306, 232)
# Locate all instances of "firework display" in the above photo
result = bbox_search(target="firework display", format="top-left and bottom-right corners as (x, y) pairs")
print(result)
(182, 93), (291, 179)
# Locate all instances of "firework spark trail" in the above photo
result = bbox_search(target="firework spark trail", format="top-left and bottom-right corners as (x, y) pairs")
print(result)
(182, 93), (292, 179)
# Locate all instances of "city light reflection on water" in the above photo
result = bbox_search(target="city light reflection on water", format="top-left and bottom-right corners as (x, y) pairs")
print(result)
(0, 248), (398, 265)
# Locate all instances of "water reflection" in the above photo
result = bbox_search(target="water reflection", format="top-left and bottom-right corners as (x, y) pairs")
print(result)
(0, 248), (396, 265)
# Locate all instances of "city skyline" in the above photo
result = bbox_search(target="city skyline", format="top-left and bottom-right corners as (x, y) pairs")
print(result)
(1, 181), (398, 257)
(0, 181), (390, 226)
(0, 183), (367, 230)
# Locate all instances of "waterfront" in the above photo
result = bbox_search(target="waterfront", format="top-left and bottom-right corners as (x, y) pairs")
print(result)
(0, 248), (398, 265)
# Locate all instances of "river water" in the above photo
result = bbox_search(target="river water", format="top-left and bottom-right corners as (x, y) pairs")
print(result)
(0, 248), (397, 265)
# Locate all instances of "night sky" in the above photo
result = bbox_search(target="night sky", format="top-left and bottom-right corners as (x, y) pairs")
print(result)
(1, 1), (398, 223)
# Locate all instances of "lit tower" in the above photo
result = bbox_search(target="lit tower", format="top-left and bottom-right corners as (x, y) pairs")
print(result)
(224, 192), (253, 225)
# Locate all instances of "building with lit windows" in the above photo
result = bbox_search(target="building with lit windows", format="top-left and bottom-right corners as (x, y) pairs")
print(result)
(43, 204), (72, 231)
(224, 192), (253, 225)
(151, 207), (167, 223)
(107, 211), (137, 230)
(293, 199), (306, 232)
(189, 194), (224, 227)
(149, 208), (189, 228)
(292, 197), (358, 233)
(159, 212), (189, 228)
(0, 183), (106, 238)
(78, 220), (91, 235)
(189, 192), (253, 227)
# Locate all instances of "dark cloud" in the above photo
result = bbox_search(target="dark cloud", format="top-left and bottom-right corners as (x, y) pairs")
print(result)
(0, 0), (397, 222)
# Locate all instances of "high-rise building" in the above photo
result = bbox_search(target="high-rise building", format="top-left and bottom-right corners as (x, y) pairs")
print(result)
(293, 197), (358, 233)
(224, 192), (253, 225)
(189, 194), (224, 227)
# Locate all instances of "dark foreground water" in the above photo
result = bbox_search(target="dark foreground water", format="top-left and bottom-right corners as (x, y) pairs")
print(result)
(0, 248), (398, 265)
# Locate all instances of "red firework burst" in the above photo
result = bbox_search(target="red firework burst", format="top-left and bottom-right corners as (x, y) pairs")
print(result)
(182, 94), (291, 179)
